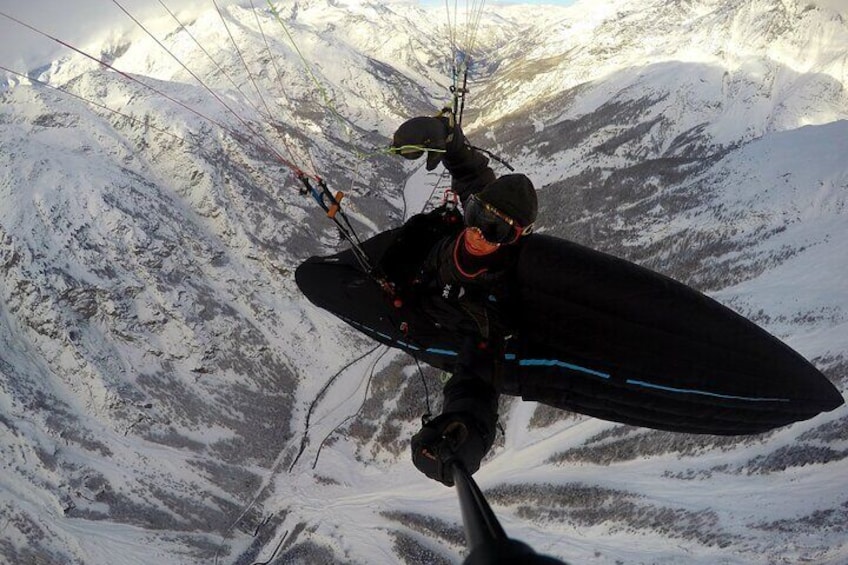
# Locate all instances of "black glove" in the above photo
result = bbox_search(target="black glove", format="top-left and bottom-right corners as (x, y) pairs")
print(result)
(391, 116), (451, 171)
(410, 412), (489, 486)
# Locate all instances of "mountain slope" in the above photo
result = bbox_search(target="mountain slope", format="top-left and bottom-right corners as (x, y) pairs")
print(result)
(1, 0), (846, 563)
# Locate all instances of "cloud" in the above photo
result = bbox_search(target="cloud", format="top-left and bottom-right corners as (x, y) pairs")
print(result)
(0, 0), (429, 74)
(0, 0), (237, 71)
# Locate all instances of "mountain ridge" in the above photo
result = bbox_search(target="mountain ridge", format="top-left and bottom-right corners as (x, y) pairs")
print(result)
(1, 0), (846, 563)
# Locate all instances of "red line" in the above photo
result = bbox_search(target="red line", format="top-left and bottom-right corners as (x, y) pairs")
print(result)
(0, 9), (311, 178)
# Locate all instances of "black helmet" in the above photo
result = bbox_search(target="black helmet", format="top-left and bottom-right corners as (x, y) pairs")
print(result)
(476, 173), (537, 227)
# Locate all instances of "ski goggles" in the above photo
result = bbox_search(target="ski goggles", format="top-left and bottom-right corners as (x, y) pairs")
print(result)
(464, 194), (533, 244)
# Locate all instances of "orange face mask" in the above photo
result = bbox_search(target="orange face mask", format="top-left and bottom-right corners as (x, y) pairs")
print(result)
(462, 227), (501, 256)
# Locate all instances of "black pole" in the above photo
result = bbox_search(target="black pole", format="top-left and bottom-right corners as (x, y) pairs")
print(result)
(452, 461), (507, 547)
(451, 463), (571, 565)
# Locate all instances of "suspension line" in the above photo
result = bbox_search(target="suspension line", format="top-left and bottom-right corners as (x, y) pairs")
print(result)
(155, 1), (272, 123)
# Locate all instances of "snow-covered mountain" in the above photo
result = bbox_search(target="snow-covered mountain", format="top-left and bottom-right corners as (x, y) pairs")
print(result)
(1, 1), (846, 563)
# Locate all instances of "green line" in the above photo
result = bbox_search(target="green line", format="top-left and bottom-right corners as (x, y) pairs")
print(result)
(265, 1), (355, 147)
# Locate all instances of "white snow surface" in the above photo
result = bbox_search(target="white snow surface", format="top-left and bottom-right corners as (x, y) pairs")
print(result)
(1, 1), (847, 564)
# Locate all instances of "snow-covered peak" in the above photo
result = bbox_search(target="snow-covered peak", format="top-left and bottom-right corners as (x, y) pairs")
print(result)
(1, 1), (846, 563)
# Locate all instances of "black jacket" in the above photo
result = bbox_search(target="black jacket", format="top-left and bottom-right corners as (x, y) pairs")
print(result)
(379, 126), (525, 341)
(381, 126), (517, 457)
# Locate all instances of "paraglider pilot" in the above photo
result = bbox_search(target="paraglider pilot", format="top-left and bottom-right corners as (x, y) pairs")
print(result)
(387, 114), (538, 486)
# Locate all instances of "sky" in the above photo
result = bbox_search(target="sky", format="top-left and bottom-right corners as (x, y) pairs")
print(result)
(0, 0), (213, 70)
(1, 0), (847, 71)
